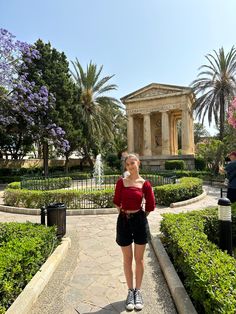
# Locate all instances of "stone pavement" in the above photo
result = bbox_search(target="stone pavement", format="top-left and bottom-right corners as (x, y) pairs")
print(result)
(0, 185), (221, 314)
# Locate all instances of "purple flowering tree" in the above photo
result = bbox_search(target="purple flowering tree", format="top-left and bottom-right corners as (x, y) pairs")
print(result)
(228, 97), (236, 129)
(0, 28), (70, 175)
(0, 28), (39, 89)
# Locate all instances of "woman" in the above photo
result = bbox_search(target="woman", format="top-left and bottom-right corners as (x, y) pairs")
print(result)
(113, 153), (155, 311)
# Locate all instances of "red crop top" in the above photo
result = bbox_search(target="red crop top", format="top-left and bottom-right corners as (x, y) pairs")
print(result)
(113, 178), (155, 212)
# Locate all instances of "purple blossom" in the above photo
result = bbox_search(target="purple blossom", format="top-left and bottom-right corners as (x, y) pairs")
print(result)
(0, 28), (70, 154)
(0, 28), (40, 88)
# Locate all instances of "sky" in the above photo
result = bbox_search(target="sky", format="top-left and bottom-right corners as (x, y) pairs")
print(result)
(1, 0), (236, 135)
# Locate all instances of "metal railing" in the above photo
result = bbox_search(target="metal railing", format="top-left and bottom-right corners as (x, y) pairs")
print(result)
(19, 174), (176, 209)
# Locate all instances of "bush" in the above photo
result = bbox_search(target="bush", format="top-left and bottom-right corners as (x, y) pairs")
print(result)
(0, 222), (58, 313)
(4, 188), (115, 209)
(165, 160), (185, 170)
(6, 182), (21, 189)
(194, 156), (206, 170)
(105, 153), (121, 171)
(153, 177), (203, 206)
(160, 210), (236, 313)
(21, 177), (72, 190)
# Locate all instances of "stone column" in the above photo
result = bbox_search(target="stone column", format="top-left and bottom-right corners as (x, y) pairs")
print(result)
(161, 111), (170, 155)
(127, 114), (134, 153)
(143, 113), (152, 156)
(189, 111), (195, 154)
(173, 117), (178, 155)
(181, 109), (191, 154)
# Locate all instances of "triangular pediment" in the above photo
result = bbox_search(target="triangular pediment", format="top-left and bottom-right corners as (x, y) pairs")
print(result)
(121, 83), (192, 102)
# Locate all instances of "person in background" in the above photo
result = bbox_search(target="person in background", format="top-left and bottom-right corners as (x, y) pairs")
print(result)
(219, 151), (236, 203)
(113, 153), (156, 311)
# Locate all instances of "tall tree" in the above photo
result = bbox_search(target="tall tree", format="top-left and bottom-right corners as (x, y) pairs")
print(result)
(70, 59), (121, 166)
(0, 30), (69, 171)
(191, 46), (236, 140)
(22, 39), (77, 172)
(194, 122), (210, 144)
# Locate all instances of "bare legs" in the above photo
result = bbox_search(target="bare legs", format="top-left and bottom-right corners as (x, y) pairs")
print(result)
(134, 244), (146, 289)
(121, 243), (146, 289)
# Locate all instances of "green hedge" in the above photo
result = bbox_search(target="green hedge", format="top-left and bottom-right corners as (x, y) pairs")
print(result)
(21, 177), (72, 190)
(4, 188), (115, 209)
(198, 204), (236, 247)
(153, 177), (203, 206)
(0, 176), (22, 184)
(0, 222), (58, 313)
(6, 182), (21, 189)
(4, 176), (202, 208)
(160, 209), (236, 313)
(165, 160), (185, 170)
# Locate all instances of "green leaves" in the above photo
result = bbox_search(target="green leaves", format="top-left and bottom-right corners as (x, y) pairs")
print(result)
(0, 222), (58, 312)
(191, 46), (236, 140)
(154, 177), (203, 206)
(161, 209), (236, 313)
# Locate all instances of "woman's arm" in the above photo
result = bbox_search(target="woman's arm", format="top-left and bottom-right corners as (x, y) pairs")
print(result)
(143, 181), (156, 213)
(113, 178), (123, 212)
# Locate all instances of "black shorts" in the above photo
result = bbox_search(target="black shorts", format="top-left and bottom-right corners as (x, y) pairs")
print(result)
(116, 210), (151, 247)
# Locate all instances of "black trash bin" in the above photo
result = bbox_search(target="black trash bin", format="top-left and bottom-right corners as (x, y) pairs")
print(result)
(46, 202), (66, 239)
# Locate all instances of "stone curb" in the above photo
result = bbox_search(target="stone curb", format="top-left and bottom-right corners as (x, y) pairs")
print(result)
(170, 189), (207, 208)
(150, 234), (197, 314)
(0, 204), (118, 215)
(6, 237), (71, 314)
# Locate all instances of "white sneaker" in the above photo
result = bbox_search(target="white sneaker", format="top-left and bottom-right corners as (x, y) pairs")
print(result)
(125, 289), (134, 311)
(134, 288), (144, 310)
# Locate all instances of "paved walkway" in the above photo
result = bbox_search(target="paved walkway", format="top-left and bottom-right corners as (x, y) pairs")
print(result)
(0, 185), (221, 314)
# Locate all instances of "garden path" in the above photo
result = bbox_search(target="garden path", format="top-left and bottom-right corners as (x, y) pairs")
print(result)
(0, 184), (221, 314)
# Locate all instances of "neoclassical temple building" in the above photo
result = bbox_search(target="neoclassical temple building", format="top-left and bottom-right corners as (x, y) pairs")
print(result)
(121, 83), (195, 170)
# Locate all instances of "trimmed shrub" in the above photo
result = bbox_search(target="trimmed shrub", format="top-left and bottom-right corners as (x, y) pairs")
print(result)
(160, 210), (236, 313)
(6, 182), (21, 189)
(21, 177), (72, 190)
(194, 156), (206, 170)
(165, 160), (185, 170)
(3, 188), (115, 209)
(0, 222), (58, 313)
(153, 177), (203, 206)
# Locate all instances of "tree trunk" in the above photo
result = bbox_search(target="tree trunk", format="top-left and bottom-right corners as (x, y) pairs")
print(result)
(43, 142), (49, 177)
(219, 97), (225, 141)
(65, 152), (70, 174)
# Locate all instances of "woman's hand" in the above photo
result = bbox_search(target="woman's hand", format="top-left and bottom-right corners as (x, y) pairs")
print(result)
(219, 165), (225, 175)
(116, 206), (121, 214)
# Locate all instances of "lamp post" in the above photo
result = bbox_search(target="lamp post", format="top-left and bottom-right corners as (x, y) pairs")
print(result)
(218, 198), (232, 256)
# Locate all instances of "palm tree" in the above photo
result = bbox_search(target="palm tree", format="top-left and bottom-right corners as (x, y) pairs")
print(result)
(70, 59), (121, 164)
(191, 46), (236, 140)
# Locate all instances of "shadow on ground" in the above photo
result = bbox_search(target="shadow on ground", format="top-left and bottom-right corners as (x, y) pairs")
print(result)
(77, 300), (125, 314)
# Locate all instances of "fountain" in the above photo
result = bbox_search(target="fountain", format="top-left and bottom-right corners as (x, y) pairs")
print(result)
(93, 154), (104, 188)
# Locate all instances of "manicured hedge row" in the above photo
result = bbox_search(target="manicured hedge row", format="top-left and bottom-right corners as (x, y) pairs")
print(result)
(6, 182), (21, 189)
(4, 188), (115, 209)
(197, 204), (236, 247)
(153, 177), (203, 206)
(0, 222), (58, 314)
(0, 176), (22, 184)
(154, 169), (212, 178)
(21, 177), (72, 190)
(0, 172), (91, 183)
(160, 209), (236, 314)
(165, 160), (185, 170)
